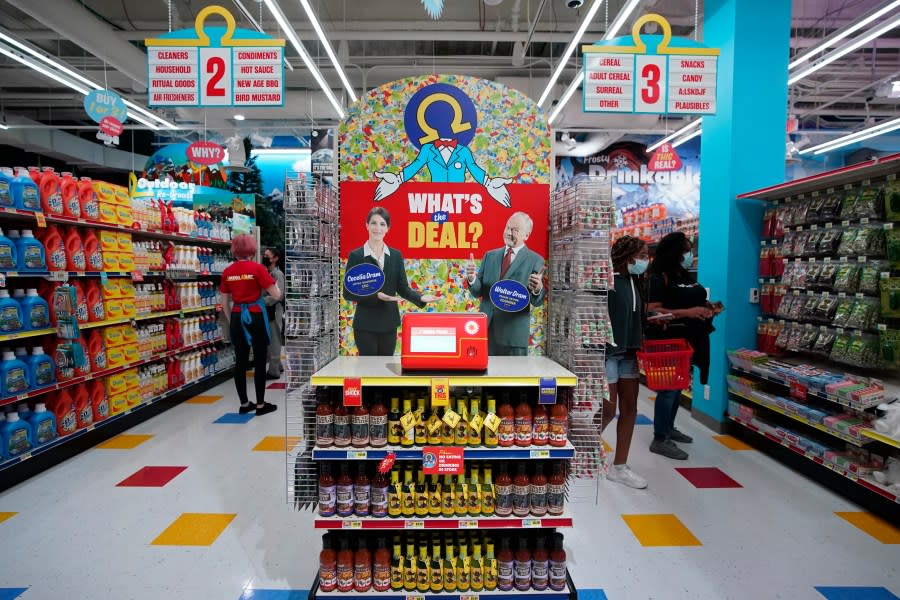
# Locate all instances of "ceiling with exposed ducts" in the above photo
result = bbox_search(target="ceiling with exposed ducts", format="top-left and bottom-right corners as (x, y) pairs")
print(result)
(0, 0), (897, 170)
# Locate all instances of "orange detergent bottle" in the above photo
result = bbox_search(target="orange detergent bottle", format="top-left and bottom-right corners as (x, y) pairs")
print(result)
(89, 378), (109, 422)
(40, 225), (67, 271)
(85, 280), (105, 322)
(60, 172), (80, 218)
(74, 384), (92, 429)
(86, 328), (107, 372)
(72, 280), (89, 324)
(47, 389), (77, 437)
(39, 167), (64, 215)
(82, 229), (103, 272)
(78, 177), (100, 221)
(64, 226), (86, 272)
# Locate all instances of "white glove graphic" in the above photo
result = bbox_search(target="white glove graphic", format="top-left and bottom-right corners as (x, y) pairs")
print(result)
(484, 176), (512, 208)
(373, 171), (402, 201)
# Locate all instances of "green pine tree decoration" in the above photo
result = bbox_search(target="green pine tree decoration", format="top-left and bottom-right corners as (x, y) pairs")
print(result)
(227, 137), (284, 249)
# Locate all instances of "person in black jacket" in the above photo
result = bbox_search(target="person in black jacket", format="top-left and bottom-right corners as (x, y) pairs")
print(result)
(343, 207), (436, 355)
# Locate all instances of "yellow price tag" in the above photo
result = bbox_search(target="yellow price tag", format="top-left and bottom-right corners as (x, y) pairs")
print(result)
(469, 413), (484, 434)
(483, 413), (500, 433)
(431, 377), (450, 407)
(35, 212), (47, 227)
(442, 408), (461, 428)
(427, 416), (443, 435)
(400, 411), (417, 432)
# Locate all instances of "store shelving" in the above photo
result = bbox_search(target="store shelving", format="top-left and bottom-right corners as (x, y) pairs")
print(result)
(312, 443), (577, 461)
(312, 587), (574, 600)
(861, 429), (900, 449)
(0, 327), (56, 343)
(313, 515), (574, 530)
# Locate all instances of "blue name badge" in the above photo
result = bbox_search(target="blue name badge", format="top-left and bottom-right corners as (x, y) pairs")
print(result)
(539, 377), (557, 405)
(489, 279), (530, 313)
(344, 262), (385, 297)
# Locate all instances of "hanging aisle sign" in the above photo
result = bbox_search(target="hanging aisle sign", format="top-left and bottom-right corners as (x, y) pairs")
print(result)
(145, 5), (285, 108)
(582, 14), (719, 115)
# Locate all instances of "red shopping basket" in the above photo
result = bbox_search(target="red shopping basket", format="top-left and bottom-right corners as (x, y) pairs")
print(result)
(637, 339), (693, 391)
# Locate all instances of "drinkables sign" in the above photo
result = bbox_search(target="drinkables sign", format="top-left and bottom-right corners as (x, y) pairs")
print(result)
(145, 5), (285, 108)
(583, 13), (719, 115)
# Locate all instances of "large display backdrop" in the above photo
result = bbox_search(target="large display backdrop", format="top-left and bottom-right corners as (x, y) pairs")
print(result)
(339, 75), (552, 355)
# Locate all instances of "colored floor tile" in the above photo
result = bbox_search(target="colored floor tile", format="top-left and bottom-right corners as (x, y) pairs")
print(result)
(239, 590), (308, 600)
(184, 395), (224, 405)
(816, 587), (900, 600)
(96, 434), (154, 450)
(151, 513), (236, 546)
(835, 512), (900, 544)
(634, 413), (653, 425)
(117, 466), (188, 488)
(0, 513), (17, 525)
(0, 589), (28, 600)
(252, 436), (301, 452)
(214, 413), (255, 424)
(266, 382), (287, 390)
(579, 590), (610, 600)
(675, 467), (743, 489)
(621, 514), (702, 547)
(713, 434), (755, 451)
(601, 438), (613, 453)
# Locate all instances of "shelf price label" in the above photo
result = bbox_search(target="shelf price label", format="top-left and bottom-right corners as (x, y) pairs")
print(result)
(460, 595), (480, 600)
(405, 520), (425, 530)
(347, 450), (367, 460)
(530, 450), (550, 459)
(343, 377), (362, 407)
(342, 521), (362, 529)
(406, 595), (425, 600)
(522, 518), (541, 528)
(459, 519), (478, 529)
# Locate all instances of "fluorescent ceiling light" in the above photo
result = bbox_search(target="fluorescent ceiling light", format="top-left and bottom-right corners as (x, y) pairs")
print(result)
(252, 148), (311, 155)
(789, 0), (900, 69)
(538, 0), (605, 107)
(606, 0), (642, 39)
(0, 123), (8, 130)
(647, 119), (702, 152)
(789, 12), (900, 84)
(234, 114), (246, 121)
(261, 0), (344, 119)
(297, 0), (356, 103)
(799, 117), (900, 155)
(671, 127), (702, 149)
(231, 0), (294, 71)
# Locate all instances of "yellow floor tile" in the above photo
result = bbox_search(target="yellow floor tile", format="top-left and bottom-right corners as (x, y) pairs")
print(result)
(96, 434), (154, 450)
(622, 514), (702, 547)
(151, 513), (237, 546)
(601, 438), (613, 453)
(713, 435), (755, 451)
(835, 512), (900, 544)
(184, 395), (224, 405)
(252, 436), (301, 452)
(0, 512), (18, 524)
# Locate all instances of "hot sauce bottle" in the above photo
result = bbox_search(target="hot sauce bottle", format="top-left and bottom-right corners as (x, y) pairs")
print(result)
(354, 538), (372, 592)
(530, 463), (548, 517)
(532, 402), (549, 446)
(498, 393), (515, 447)
(481, 467), (496, 516)
(371, 469), (389, 518)
(441, 475), (455, 517)
(402, 469), (416, 517)
(484, 397), (499, 447)
(497, 537), (514, 591)
(440, 406), (455, 445)
(387, 396), (401, 445)
(454, 473), (468, 517)
(369, 394), (388, 447)
(401, 398), (415, 447)
(549, 533), (567, 591)
(388, 471), (403, 517)
(430, 537), (443, 592)
(334, 402), (351, 448)
(403, 539), (417, 591)
(549, 400), (569, 447)
(454, 398), (469, 446)
(512, 463), (531, 518)
(514, 537), (532, 591)
(351, 401), (370, 448)
(414, 397), (428, 446)
(336, 464), (354, 518)
(336, 537), (354, 592)
(319, 535), (337, 592)
(468, 396), (482, 446)
(443, 539), (457, 592)
(316, 397), (334, 447)
(354, 464), (371, 517)
(390, 536), (404, 590)
(484, 538), (498, 591)
(415, 470), (429, 517)
(514, 392), (533, 447)
(494, 463), (513, 517)
(428, 474), (442, 516)
(470, 539), (484, 592)
(531, 536), (549, 591)
(373, 537), (392, 592)
(318, 464), (336, 517)
(547, 462), (566, 516)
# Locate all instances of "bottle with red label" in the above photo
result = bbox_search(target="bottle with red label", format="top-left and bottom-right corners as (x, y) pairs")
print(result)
(41, 225), (67, 272)
(373, 537), (391, 592)
(354, 463), (371, 517)
(497, 392), (515, 447)
(512, 463), (530, 518)
(532, 402), (549, 446)
(318, 464), (336, 517)
(39, 167), (64, 216)
(549, 401), (569, 447)
(549, 533), (567, 591)
(319, 535), (338, 592)
(336, 537), (355, 593)
(370, 470), (389, 518)
(530, 463), (548, 517)
(334, 402), (351, 448)
(64, 226), (86, 272)
(78, 177), (99, 221)
(85, 280), (105, 323)
(351, 401), (370, 448)
(514, 392), (533, 447)
(547, 462), (566, 516)
(60, 172), (79, 218)
(73, 384), (92, 429)
(354, 538), (372, 592)
(369, 394), (387, 447)
(494, 463), (513, 517)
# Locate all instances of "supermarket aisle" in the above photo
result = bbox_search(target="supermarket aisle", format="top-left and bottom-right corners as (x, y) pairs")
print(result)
(0, 383), (898, 600)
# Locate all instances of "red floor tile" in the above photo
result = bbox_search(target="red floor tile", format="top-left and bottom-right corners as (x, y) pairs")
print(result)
(675, 467), (743, 489)
(266, 382), (286, 390)
(116, 466), (188, 488)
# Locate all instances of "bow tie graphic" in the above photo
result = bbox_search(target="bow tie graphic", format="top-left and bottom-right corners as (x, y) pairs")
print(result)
(434, 139), (457, 150)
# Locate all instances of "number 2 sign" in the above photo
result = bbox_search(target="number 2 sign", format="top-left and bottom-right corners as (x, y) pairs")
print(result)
(583, 13), (719, 116)
(146, 5), (284, 108)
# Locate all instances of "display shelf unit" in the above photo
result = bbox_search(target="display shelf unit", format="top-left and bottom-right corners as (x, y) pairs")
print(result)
(862, 429), (900, 449)
(311, 444), (577, 461)
(313, 515), (574, 530)
(311, 586), (574, 600)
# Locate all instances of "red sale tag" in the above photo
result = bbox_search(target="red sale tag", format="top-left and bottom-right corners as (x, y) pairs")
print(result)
(422, 446), (464, 475)
(378, 453), (397, 474)
(343, 377), (362, 407)
(789, 379), (807, 401)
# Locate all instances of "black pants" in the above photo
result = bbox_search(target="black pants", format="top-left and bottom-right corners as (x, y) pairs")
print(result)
(354, 328), (396, 356)
(231, 312), (269, 406)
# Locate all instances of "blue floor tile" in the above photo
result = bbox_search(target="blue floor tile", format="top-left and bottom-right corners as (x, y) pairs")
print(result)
(579, 590), (610, 600)
(0, 589), (29, 600)
(239, 590), (307, 600)
(634, 413), (653, 425)
(816, 587), (899, 600)
(214, 412), (255, 424)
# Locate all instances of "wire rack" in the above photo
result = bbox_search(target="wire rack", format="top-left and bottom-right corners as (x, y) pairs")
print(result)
(548, 180), (613, 494)
(285, 174), (340, 510)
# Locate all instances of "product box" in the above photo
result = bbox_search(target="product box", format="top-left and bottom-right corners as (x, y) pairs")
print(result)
(102, 278), (123, 299)
(92, 181), (117, 204)
(98, 202), (118, 224)
(106, 345), (127, 368)
(102, 251), (120, 272)
(118, 281), (135, 298)
(105, 372), (129, 397)
(119, 326), (138, 345)
(106, 300), (125, 320)
(117, 253), (136, 273)
(99, 230), (118, 253)
(102, 325), (125, 348)
(109, 391), (129, 415)
(117, 232), (133, 253)
(126, 388), (142, 408)
(115, 205), (133, 227)
(113, 185), (130, 207)
(122, 342), (140, 364)
(123, 368), (140, 390)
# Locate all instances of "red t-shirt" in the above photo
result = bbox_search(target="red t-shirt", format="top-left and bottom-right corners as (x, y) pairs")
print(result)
(220, 260), (276, 312)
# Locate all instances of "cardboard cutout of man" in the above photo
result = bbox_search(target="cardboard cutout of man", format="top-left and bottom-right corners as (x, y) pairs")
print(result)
(465, 211), (545, 355)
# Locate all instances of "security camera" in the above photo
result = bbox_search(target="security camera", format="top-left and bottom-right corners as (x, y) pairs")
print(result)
(566, 0), (585, 7)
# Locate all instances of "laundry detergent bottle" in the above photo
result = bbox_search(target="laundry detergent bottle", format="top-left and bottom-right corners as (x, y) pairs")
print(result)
(89, 378), (108, 422)
(16, 230), (46, 271)
(0, 167), (14, 208)
(1, 412), (32, 459)
(27, 347), (55, 388)
(21, 288), (51, 331)
(40, 167), (64, 216)
(86, 329), (107, 372)
(78, 177), (99, 221)
(0, 289), (24, 333)
(72, 280), (88, 324)
(64, 226), (86, 272)
(0, 227), (17, 271)
(47, 389), (77, 437)
(41, 225), (67, 272)
(28, 402), (57, 445)
(74, 384), (92, 429)
(13, 167), (40, 211)
(85, 280), (105, 323)
(82, 229), (103, 272)
(60, 172), (80, 218)
(0, 350), (30, 397)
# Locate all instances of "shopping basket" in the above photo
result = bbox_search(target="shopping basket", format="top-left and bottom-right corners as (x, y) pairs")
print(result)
(637, 339), (693, 391)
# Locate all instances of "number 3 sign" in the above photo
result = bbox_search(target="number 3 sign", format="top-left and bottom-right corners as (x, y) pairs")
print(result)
(145, 5), (285, 108)
(583, 13), (719, 116)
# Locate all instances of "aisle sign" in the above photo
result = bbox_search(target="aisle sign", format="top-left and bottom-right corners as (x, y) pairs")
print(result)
(343, 377), (362, 407)
(145, 5), (284, 107)
(583, 14), (719, 115)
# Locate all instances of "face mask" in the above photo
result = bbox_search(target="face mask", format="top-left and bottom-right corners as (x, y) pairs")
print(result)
(261, 256), (271, 267)
(628, 258), (648, 275)
(682, 251), (694, 267)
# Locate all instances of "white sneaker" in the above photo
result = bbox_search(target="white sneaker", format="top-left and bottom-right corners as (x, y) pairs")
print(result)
(606, 464), (648, 489)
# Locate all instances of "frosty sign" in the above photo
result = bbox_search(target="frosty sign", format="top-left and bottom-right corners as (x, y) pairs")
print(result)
(583, 14), (718, 115)
(145, 5), (284, 108)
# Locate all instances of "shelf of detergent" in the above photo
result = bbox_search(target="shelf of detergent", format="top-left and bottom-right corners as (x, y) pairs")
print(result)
(0, 167), (232, 247)
(0, 364), (231, 470)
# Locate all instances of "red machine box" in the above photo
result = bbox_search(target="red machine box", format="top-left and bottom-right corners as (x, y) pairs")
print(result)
(401, 312), (488, 371)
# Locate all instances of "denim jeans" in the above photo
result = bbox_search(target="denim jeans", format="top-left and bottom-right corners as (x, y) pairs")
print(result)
(653, 389), (682, 441)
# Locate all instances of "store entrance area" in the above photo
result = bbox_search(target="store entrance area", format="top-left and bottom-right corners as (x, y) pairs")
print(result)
(0, 377), (895, 600)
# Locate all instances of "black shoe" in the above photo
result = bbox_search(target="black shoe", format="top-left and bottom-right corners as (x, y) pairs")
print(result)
(649, 439), (688, 460)
(669, 428), (694, 444)
(239, 404), (254, 414)
(256, 402), (278, 416)
(266, 373), (280, 380)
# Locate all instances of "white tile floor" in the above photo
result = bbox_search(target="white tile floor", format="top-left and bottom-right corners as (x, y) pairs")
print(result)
(0, 381), (897, 600)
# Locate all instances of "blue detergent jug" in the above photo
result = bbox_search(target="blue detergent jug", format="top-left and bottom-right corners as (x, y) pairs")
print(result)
(0, 167), (13, 209)
(16, 230), (46, 271)
(13, 348), (31, 387)
(11, 167), (40, 211)
(27, 347), (55, 388)
(20, 289), (50, 331)
(27, 402), (56, 445)
(0, 228), (17, 271)
(0, 350), (29, 397)
(0, 412), (32, 459)
(0, 290), (23, 333)
(15, 400), (32, 422)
